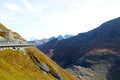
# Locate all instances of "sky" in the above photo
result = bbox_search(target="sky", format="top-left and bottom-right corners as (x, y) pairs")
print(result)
(0, 0), (120, 40)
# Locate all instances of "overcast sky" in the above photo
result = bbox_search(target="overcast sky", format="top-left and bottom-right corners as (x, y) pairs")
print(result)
(0, 0), (120, 40)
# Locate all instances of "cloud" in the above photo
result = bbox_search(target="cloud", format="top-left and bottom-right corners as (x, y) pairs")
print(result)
(23, 0), (36, 12)
(2, 0), (120, 40)
(5, 3), (20, 12)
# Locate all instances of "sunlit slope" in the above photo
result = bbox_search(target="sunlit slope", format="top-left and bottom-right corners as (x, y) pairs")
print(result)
(0, 23), (26, 43)
(0, 47), (77, 80)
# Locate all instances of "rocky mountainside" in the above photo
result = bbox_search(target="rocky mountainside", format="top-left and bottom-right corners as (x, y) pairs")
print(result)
(38, 17), (120, 80)
(0, 23), (26, 44)
(0, 23), (77, 80)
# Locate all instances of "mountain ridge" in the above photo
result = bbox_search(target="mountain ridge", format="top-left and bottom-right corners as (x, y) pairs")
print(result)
(28, 35), (73, 46)
(38, 17), (120, 67)
(38, 17), (120, 80)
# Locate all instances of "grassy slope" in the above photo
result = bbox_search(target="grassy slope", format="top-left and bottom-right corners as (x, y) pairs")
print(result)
(0, 47), (77, 80)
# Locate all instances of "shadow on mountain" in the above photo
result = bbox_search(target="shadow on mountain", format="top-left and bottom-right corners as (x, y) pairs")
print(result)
(107, 60), (120, 80)
(38, 17), (120, 68)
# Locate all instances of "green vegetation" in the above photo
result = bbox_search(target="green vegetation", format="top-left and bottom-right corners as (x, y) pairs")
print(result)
(0, 47), (77, 80)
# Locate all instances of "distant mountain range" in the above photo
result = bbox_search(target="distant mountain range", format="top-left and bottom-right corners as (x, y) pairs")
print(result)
(28, 35), (73, 45)
(38, 17), (120, 80)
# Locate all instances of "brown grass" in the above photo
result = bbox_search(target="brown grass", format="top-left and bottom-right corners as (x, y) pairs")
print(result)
(26, 47), (77, 80)
(0, 47), (77, 80)
(0, 23), (10, 32)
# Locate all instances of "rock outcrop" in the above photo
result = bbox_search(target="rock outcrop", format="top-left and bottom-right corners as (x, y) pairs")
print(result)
(0, 23), (26, 44)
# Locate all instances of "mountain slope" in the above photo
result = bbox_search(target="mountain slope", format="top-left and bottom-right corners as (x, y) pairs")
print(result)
(38, 17), (120, 67)
(0, 47), (77, 80)
(0, 23), (77, 80)
(38, 17), (120, 80)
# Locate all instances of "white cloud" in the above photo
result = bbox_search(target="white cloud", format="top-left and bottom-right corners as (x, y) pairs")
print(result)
(23, 0), (36, 12)
(42, 3), (98, 34)
(5, 3), (20, 12)
(41, 1), (120, 37)
(2, 0), (120, 40)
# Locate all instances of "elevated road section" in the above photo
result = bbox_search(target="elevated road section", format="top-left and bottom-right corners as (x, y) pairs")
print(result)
(0, 43), (35, 50)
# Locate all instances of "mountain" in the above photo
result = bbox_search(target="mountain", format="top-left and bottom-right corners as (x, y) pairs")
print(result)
(57, 35), (74, 40)
(0, 23), (26, 43)
(28, 35), (73, 45)
(28, 38), (49, 46)
(0, 23), (77, 80)
(49, 36), (56, 41)
(38, 17), (120, 80)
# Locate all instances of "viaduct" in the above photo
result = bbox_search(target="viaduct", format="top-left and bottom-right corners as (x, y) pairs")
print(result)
(0, 43), (34, 50)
